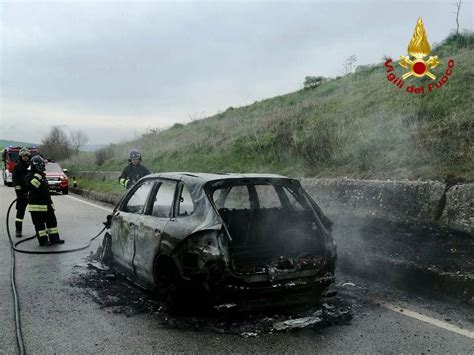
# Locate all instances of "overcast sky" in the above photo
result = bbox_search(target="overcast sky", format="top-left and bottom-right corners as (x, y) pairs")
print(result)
(1, 0), (472, 144)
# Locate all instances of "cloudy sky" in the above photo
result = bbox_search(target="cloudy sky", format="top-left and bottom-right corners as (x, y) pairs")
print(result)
(1, 0), (472, 144)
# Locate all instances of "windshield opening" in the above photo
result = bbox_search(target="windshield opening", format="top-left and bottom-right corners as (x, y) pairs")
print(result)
(45, 163), (63, 173)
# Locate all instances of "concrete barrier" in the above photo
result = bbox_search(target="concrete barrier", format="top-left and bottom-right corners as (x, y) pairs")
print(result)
(301, 178), (446, 225)
(300, 178), (472, 236)
(70, 187), (120, 206)
(71, 170), (121, 182)
(440, 183), (474, 235)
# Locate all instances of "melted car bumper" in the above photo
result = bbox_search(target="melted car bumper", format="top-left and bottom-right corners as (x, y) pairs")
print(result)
(212, 272), (335, 310)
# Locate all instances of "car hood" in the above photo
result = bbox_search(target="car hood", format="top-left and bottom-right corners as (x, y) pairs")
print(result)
(45, 173), (66, 178)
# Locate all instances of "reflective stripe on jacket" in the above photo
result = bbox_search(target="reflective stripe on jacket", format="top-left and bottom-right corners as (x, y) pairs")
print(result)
(25, 170), (53, 209)
(28, 204), (48, 212)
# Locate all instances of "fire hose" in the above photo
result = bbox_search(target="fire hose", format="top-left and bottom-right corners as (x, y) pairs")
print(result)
(6, 198), (108, 355)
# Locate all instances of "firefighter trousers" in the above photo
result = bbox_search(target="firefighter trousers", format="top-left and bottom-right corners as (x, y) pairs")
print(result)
(15, 197), (28, 233)
(30, 208), (60, 244)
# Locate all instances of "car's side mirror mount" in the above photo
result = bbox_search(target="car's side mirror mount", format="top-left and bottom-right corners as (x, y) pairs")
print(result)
(103, 214), (113, 228)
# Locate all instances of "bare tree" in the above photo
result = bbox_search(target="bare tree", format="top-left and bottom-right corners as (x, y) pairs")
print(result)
(454, 0), (462, 36)
(40, 126), (71, 160)
(188, 111), (206, 123)
(343, 55), (357, 75)
(95, 146), (114, 166)
(69, 129), (89, 155)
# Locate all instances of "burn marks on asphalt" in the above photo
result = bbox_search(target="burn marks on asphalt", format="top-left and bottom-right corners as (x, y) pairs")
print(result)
(70, 263), (353, 336)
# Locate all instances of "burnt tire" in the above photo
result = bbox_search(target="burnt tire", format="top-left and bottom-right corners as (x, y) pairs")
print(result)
(154, 258), (182, 311)
(311, 288), (325, 306)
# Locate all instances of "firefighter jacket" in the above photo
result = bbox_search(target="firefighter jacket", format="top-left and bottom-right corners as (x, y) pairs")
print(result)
(119, 163), (151, 189)
(25, 170), (53, 212)
(12, 159), (29, 197)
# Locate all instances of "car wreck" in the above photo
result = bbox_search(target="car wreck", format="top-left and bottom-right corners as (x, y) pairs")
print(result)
(102, 173), (336, 308)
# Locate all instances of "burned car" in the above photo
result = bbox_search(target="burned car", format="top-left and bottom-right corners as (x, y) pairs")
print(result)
(103, 173), (336, 308)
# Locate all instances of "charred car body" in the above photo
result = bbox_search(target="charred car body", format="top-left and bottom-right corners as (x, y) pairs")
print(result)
(104, 173), (336, 307)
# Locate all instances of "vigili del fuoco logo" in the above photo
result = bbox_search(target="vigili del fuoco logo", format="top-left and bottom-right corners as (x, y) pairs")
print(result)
(384, 17), (455, 94)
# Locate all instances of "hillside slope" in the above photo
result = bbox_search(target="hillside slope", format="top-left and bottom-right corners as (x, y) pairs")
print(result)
(66, 34), (474, 182)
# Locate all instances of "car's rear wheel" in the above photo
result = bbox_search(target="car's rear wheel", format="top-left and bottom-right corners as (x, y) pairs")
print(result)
(62, 187), (69, 195)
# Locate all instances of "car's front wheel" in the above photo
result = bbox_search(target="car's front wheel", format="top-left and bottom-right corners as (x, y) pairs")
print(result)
(154, 257), (182, 311)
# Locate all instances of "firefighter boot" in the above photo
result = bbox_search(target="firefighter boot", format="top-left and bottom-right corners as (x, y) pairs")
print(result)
(15, 219), (23, 238)
(37, 230), (51, 246)
(48, 226), (64, 244)
(49, 229), (65, 245)
(38, 235), (51, 246)
(50, 236), (65, 244)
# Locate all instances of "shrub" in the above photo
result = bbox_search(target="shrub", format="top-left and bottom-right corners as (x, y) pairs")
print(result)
(303, 76), (325, 89)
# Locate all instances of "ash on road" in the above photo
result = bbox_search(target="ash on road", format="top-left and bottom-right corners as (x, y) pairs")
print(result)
(70, 259), (352, 336)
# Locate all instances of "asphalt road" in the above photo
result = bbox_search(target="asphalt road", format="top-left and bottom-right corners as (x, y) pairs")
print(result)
(1, 183), (473, 353)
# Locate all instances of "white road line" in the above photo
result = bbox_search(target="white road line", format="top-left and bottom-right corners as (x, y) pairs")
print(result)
(377, 300), (474, 339)
(66, 195), (112, 212)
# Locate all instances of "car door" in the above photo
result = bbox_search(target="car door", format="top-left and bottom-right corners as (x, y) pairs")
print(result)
(133, 179), (178, 284)
(111, 179), (156, 273)
(160, 181), (200, 249)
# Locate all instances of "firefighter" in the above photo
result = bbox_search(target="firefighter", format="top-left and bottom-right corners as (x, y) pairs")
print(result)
(12, 148), (31, 238)
(118, 149), (151, 189)
(25, 155), (64, 246)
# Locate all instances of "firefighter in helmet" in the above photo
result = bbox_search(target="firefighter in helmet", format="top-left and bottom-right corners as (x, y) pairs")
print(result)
(118, 148), (151, 189)
(12, 148), (31, 238)
(25, 155), (64, 246)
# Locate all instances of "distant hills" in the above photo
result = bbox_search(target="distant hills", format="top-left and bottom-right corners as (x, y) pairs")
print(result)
(0, 139), (105, 152)
(0, 139), (38, 148)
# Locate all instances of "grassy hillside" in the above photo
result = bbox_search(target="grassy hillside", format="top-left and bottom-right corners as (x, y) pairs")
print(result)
(65, 33), (474, 182)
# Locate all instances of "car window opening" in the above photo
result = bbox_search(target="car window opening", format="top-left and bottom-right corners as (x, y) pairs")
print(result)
(45, 163), (63, 173)
(152, 180), (177, 218)
(210, 183), (326, 275)
(123, 180), (155, 214)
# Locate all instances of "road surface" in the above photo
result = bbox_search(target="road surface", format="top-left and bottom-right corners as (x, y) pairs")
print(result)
(1, 183), (473, 353)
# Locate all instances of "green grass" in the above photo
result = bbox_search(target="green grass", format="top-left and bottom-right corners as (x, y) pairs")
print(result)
(63, 32), (474, 183)
(72, 177), (124, 198)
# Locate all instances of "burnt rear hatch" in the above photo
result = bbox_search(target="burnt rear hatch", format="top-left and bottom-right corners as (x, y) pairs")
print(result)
(205, 177), (336, 293)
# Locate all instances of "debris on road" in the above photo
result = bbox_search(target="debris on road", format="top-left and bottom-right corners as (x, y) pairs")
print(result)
(240, 332), (258, 338)
(342, 282), (356, 287)
(70, 260), (353, 337)
(214, 303), (238, 311)
(273, 316), (322, 331)
(87, 260), (110, 271)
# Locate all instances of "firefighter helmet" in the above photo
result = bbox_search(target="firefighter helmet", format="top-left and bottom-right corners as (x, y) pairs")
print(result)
(128, 149), (142, 161)
(31, 155), (46, 172)
(19, 148), (31, 157)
